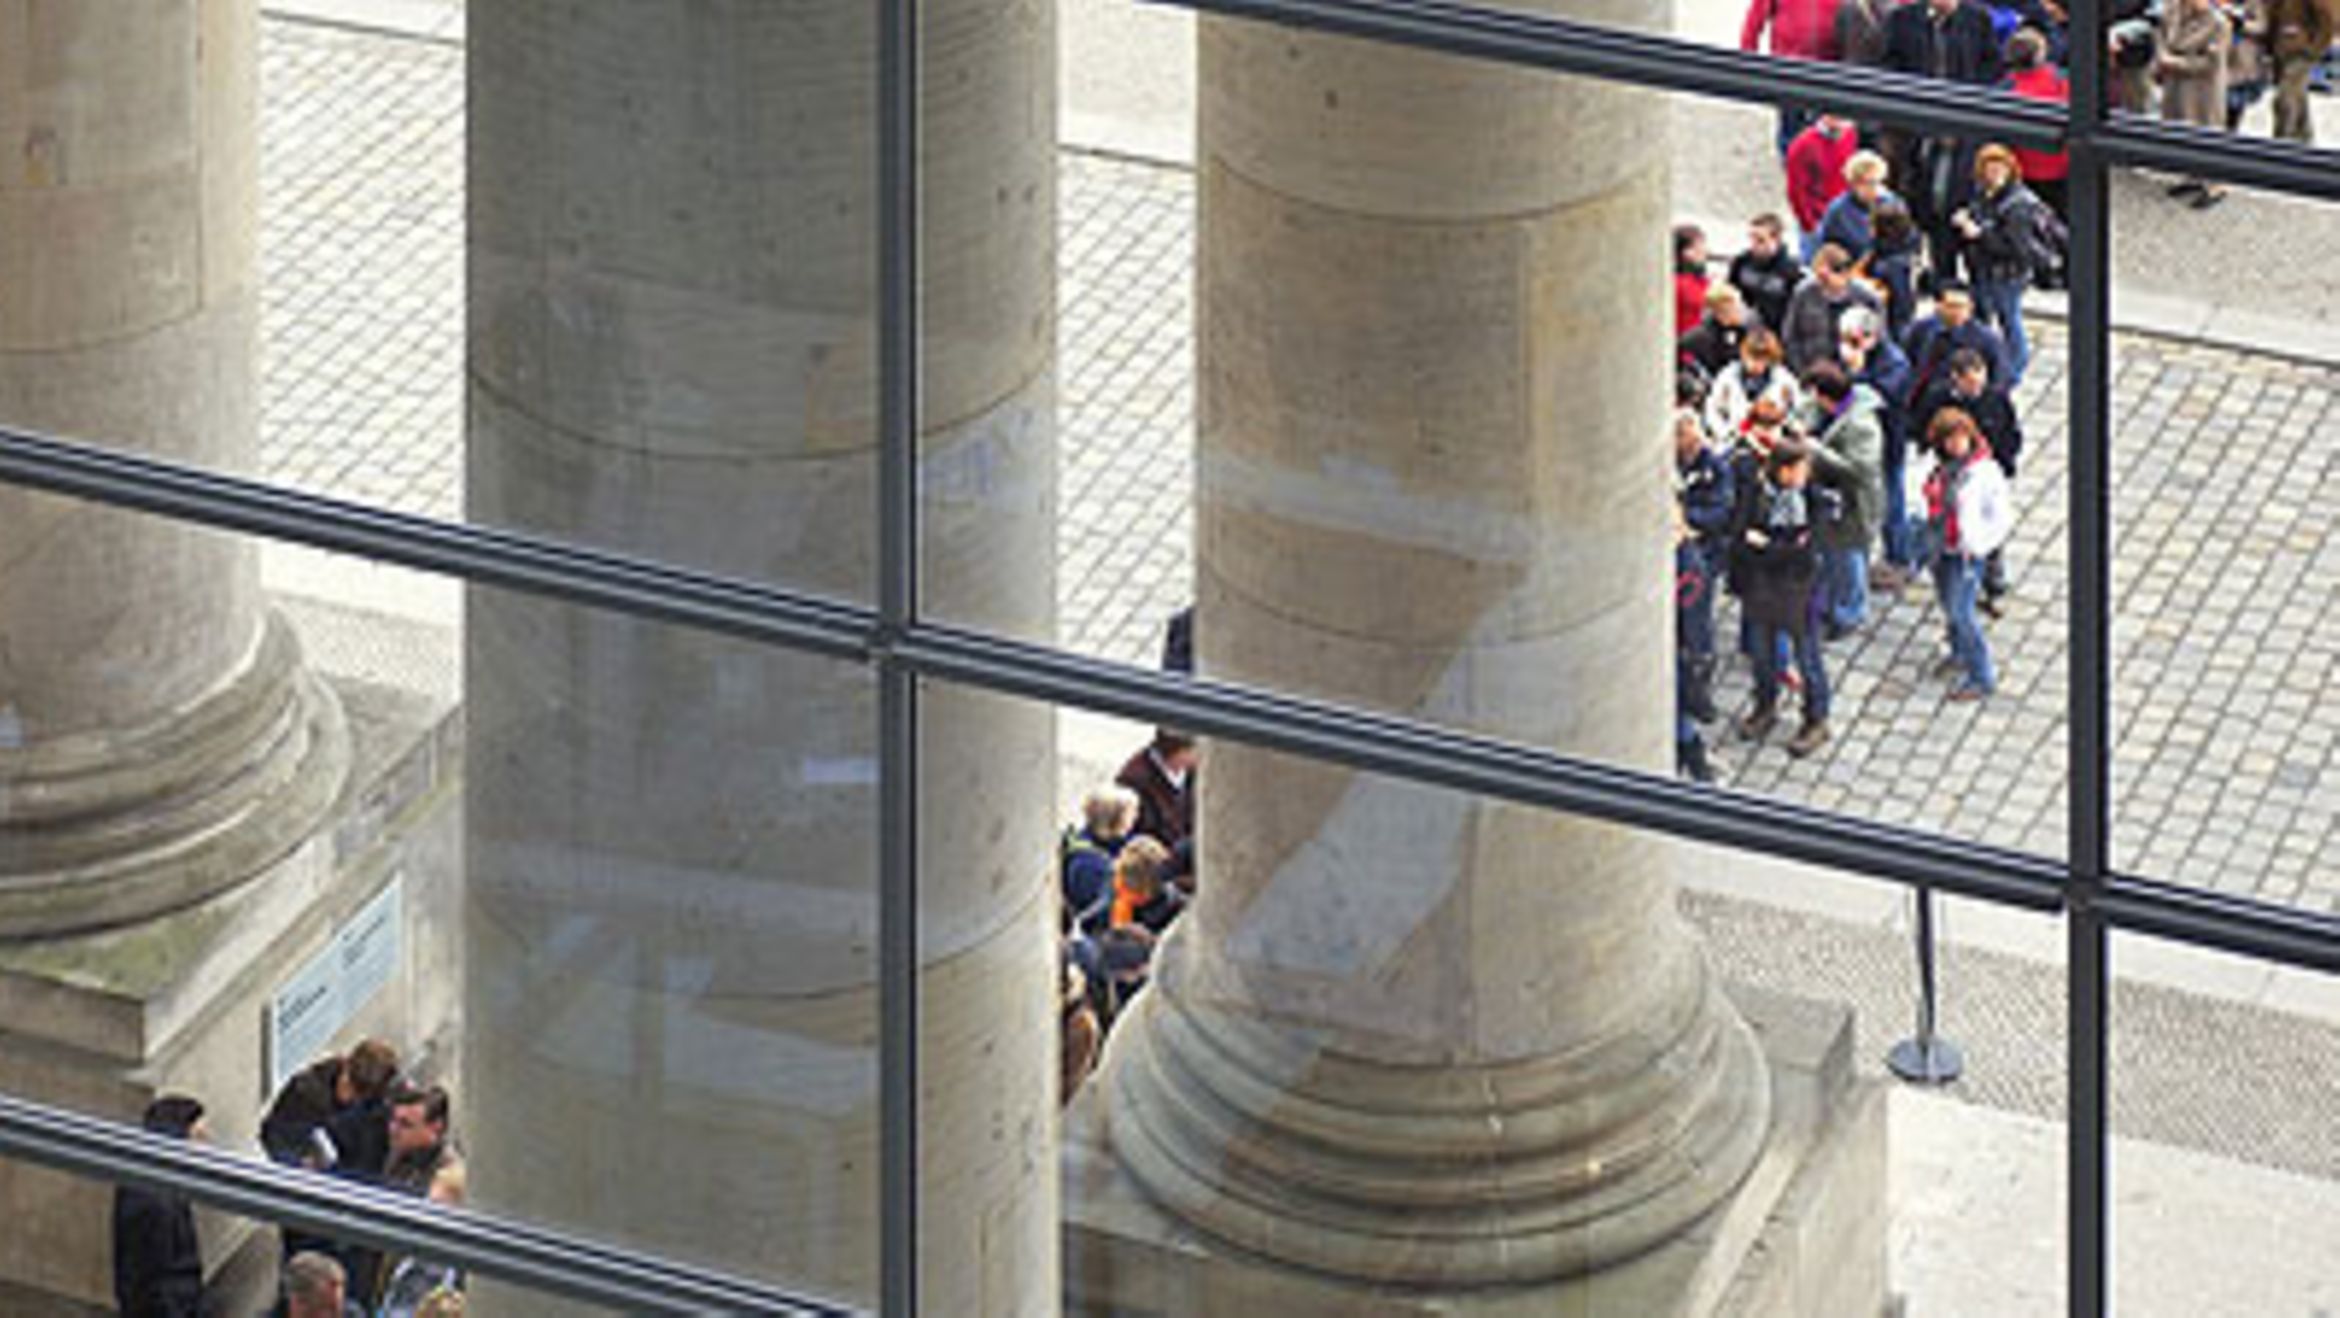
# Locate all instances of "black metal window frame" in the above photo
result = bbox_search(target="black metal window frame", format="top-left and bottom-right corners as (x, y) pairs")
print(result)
(0, 0), (2335, 1313)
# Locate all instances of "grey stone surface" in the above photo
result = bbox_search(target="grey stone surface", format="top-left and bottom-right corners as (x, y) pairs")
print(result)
(242, 10), (2340, 1291)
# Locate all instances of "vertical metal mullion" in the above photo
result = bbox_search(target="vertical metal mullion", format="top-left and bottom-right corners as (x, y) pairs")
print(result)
(2064, 0), (2113, 1308)
(877, 0), (920, 1309)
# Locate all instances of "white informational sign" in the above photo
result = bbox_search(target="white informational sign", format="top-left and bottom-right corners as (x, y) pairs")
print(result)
(267, 874), (404, 1096)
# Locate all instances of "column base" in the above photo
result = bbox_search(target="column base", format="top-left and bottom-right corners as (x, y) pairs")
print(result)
(0, 598), (462, 1310)
(1065, 981), (1889, 1317)
(0, 611), (352, 938)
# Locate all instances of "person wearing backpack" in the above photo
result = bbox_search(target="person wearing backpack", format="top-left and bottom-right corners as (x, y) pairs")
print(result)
(1952, 142), (2061, 389)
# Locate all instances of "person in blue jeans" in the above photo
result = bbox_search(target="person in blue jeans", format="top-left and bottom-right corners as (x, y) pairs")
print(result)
(1734, 440), (1835, 758)
(1837, 306), (1916, 585)
(1922, 407), (2014, 700)
(1951, 143), (2059, 389)
(1799, 360), (1886, 639)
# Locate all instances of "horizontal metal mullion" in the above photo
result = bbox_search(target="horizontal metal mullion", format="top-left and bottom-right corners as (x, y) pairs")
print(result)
(898, 623), (2069, 910)
(2091, 119), (2340, 202)
(2097, 874), (2340, 975)
(0, 427), (874, 663)
(1150, 0), (2067, 147)
(0, 1093), (861, 1317)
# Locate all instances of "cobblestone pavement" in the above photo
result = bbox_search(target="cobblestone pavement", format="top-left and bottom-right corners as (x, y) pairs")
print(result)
(256, 22), (2340, 919)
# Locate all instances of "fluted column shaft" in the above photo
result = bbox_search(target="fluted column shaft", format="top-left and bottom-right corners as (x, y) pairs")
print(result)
(1104, 13), (1771, 1288)
(464, 1), (1056, 1309)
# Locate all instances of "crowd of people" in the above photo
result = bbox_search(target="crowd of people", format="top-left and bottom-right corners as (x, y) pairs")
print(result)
(1678, 0), (2335, 783)
(114, 1039), (465, 1317)
(1058, 720), (1198, 1104)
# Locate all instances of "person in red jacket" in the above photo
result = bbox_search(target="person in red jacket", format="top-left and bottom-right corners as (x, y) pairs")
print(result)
(1674, 224), (1712, 336)
(1784, 115), (1859, 258)
(1743, 0), (1844, 151)
(2001, 29), (2070, 225)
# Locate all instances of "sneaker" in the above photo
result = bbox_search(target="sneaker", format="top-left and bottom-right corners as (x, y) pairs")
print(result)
(1981, 595), (2005, 620)
(1786, 718), (1831, 758)
(1736, 705), (1779, 740)
(1870, 564), (1909, 593)
(2166, 177), (2207, 198)
(1946, 683), (1990, 703)
(1678, 739), (1717, 784)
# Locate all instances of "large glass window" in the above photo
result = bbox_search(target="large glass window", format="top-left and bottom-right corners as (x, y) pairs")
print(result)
(3, 1), (2339, 1315)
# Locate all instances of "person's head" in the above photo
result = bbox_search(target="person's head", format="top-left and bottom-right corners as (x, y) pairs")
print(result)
(1673, 407), (1708, 463)
(1927, 0), (1959, 19)
(1972, 142), (2022, 193)
(1803, 359), (1853, 404)
(387, 1084), (450, 1159)
(1948, 347), (1990, 396)
(1740, 326), (1786, 374)
(1673, 222), (1708, 268)
(1844, 150), (1890, 205)
(1115, 836), (1171, 902)
(284, 1252), (347, 1318)
(1151, 729), (1197, 774)
(1747, 394), (1789, 435)
(2006, 26), (2048, 71)
(1767, 438), (1814, 487)
(1746, 212), (1786, 258)
(1935, 280), (1974, 326)
(1929, 406), (1981, 458)
(1080, 785), (1141, 841)
(1838, 304), (1883, 355)
(1703, 281), (1748, 327)
(1871, 199), (1916, 248)
(1811, 243), (1854, 295)
(1816, 113), (1853, 138)
(337, 1037), (400, 1107)
(140, 1094), (206, 1142)
(1675, 367), (1708, 410)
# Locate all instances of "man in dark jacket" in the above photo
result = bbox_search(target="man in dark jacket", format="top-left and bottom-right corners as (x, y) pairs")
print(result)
(1902, 280), (2011, 398)
(1675, 408), (1735, 744)
(1679, 282), (1759, 387)
(114, 1095), (208, 1318)
(1885, 0), (2001, 279)
(1780, 244), (1883, 374)
(1115, 729), (1196, 856)
(1726, 213), (1802, 332)
(260, 1039), (401, 1168)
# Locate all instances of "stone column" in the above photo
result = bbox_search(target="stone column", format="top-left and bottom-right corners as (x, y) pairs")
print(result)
(1101, 14), (1771, 1288)
(464, 1), (1054, 1310)
(0, 1), (346, 938)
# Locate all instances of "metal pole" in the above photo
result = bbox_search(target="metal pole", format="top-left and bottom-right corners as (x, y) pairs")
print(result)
(1887, 883), (1965, 1084)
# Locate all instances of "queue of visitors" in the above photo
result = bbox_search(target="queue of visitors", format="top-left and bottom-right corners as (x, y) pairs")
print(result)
(1059, 724), (1199, 1103)
(113, 1039), (466, 1317)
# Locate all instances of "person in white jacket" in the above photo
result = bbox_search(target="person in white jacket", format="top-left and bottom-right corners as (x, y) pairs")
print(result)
(1920, 406), (2012, 700)
(1702, 326), (1805, 442)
